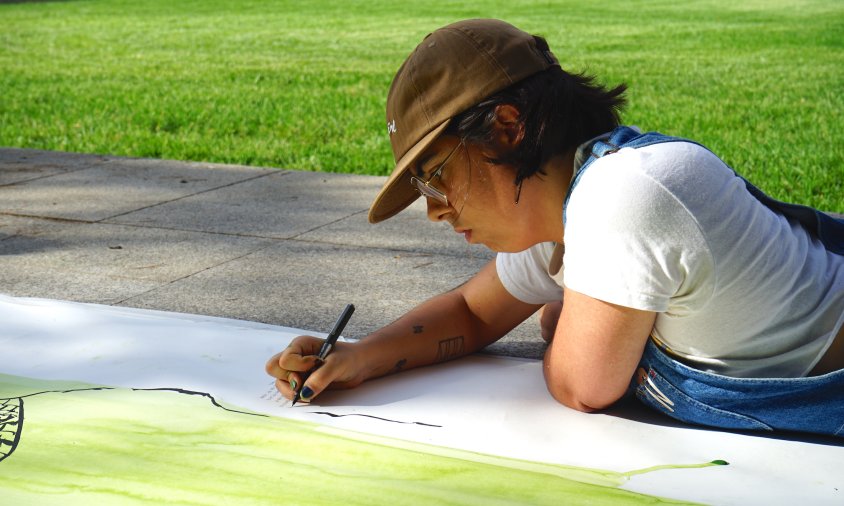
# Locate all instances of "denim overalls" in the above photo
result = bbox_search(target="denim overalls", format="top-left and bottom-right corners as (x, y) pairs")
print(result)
(566, 126), (844, 437)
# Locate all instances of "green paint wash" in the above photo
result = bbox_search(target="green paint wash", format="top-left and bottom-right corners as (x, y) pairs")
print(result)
(624, 460), (729, 478)
(0, 374), (710, 505)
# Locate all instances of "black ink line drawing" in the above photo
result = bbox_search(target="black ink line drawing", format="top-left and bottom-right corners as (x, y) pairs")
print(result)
(0, 397), (22, 464)
(311, 411), (442, 428)
(131, 388), (267, 417)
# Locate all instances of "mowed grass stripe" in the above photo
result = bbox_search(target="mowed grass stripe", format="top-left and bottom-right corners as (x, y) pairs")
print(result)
(1, 0), (842, 210)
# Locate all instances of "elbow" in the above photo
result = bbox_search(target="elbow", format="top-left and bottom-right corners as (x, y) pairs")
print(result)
(545, 384), (607, 413)
(543, 367), (621, 413)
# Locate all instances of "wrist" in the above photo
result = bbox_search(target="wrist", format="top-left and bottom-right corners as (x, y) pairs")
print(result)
(349, 338), (381, 383)
(355, 333), (404, 381)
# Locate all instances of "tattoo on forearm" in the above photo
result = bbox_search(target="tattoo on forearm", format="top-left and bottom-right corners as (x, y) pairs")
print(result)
(389, 359), (407, 374)
(412, 325), (424, 334)
(435, 336), (465, 363)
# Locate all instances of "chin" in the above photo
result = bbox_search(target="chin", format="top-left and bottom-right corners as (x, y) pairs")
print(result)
(495, 239), (543, 254)
(483, 241), (516, 254)
(494, 246), (525, 254)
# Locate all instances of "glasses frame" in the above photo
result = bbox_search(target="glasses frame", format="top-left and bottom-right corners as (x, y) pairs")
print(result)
(409, 140), (463, 206)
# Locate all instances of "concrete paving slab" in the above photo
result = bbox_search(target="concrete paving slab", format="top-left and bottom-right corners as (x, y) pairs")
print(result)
(0, 154), (276, 222)
(299, 196), (496, 258)
(108, 165), (493, 257)
(110, 170), (369, 239)
(0, 214), (274, 304)
(120, 237), (545, 358)
(120, 238), (482, 336)
(0, 148), (110, 185)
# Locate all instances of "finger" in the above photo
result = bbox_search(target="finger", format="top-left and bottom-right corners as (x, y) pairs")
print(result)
(265, 351), (286, 378)
(287, 370), (304, 393)
(278, 368), (314, 397)
(275, 377), (296, 400)
(287, 335), (327, 356)
(296, 382), (316, 403)
(279, 351), (320, 372)
(297, 359), (341, 403)
(266, 339), (322, 377)
(265, 354), (303, 386)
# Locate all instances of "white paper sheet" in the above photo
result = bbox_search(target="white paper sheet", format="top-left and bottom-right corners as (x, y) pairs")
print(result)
(1, 294), (841, 505)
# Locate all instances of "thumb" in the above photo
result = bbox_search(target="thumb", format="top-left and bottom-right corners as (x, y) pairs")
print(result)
(296, 361), (334, 403)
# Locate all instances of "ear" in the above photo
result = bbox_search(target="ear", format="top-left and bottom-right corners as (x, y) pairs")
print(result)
(492, 104), (525, 151)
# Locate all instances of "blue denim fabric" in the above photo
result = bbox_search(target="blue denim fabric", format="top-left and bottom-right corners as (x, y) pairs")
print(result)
(634, 340), (844, 437)
(565, 126), (844, 436)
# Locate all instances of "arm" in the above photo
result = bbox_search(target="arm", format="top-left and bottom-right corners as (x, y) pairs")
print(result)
(266, 260), (541, 401)
(543, 287), (656, 412)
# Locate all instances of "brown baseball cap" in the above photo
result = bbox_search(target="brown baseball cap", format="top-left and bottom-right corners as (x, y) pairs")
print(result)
(368, 19), (560, 223)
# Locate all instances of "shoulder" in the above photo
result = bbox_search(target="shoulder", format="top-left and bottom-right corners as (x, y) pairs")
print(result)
(569, 140), (736, 229)
(563, 141), (718, 311)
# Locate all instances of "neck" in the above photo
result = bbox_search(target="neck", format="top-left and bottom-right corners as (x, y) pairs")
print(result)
(522, 150), (574, 244)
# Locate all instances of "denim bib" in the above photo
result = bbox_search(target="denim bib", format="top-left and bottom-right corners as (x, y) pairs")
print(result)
(565, 126), (844, 437)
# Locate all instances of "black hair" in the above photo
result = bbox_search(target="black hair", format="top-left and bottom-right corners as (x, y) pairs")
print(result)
(445, 35), (627, 186)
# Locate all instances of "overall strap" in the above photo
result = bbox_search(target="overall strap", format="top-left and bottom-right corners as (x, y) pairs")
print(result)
(564, 127), (690, 224)
(563, 126), (844, 255)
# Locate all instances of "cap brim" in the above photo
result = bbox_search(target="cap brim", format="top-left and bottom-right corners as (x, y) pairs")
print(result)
(368, 119), (451, 223)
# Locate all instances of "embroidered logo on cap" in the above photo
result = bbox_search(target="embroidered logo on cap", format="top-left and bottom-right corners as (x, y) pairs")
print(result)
(387, 119), (397, 136)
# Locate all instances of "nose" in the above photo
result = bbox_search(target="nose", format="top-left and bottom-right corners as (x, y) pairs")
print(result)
(425, 197), (451, 222)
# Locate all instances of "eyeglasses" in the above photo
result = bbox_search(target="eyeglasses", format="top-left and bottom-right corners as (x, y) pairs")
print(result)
(409, 141), (462, 206)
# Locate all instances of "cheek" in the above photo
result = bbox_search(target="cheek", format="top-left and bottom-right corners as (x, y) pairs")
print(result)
(472, 180), (517, 217)
(449, 177), (473, 211)
(456, 161), (521, 225)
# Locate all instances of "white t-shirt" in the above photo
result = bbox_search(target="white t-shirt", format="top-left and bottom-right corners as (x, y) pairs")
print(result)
(497, 139), (844, 378)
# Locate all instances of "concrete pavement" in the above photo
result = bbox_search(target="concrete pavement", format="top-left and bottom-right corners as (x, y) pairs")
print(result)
(0, 147), (546, 359)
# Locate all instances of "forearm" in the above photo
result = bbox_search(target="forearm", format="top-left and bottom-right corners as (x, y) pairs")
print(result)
(357, 288), (493, 381)
(266, 261), (540, 402)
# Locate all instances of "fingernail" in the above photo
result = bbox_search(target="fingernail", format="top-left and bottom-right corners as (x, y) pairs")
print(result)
(289, 378), (298, 391)
(300, 386), (314, 401)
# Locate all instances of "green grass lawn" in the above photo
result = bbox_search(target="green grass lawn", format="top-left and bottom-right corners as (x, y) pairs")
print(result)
(1, 0), (842, 210)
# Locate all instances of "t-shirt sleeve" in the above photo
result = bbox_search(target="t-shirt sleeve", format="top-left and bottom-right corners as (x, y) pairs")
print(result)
(496, 243), (564, 305)
(563, 149), (711, 313)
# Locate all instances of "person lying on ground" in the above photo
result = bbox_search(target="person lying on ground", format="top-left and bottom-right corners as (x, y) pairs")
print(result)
(267, 19), (844, 437)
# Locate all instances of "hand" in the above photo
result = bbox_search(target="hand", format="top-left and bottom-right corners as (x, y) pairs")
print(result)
(265, 335), (368, 403)
(539, 300), (563, 343)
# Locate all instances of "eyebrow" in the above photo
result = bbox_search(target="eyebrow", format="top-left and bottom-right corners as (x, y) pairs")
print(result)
(413, 152), (437, 178)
